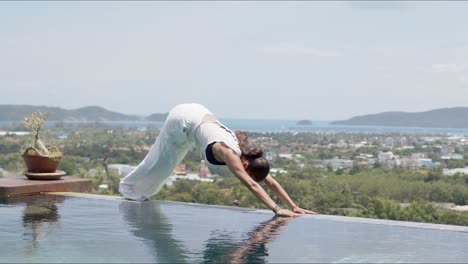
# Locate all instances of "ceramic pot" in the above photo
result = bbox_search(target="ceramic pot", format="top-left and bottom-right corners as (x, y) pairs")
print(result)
(22, 147), (63, 173)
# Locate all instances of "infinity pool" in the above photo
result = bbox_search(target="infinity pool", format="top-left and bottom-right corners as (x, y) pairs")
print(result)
(1, 194), (468, 263)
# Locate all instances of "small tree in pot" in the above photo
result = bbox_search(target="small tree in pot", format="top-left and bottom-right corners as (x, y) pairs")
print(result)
(22, 111), (63, 173)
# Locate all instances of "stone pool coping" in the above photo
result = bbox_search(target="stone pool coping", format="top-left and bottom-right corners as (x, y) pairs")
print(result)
(48, 192), (468, 233)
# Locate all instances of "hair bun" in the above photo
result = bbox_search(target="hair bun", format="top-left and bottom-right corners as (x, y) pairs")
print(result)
(245, 147), (264, 159)
(235, 130), (264, 159)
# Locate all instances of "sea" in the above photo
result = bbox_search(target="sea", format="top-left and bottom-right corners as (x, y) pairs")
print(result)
(220, 119), (468, 135)
(3, 119), (468, 136)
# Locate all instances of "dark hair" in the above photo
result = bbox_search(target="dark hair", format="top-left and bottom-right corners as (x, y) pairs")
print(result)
(235, 131), (270, 182)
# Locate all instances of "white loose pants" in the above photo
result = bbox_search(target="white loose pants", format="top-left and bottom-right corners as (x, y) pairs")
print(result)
(119, 104), (212, 200)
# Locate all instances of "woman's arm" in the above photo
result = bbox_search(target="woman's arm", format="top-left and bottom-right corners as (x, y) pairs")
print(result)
(264, 174), (318, 215)
(229, 217), (290, 262)
(212, 143), (298, 217)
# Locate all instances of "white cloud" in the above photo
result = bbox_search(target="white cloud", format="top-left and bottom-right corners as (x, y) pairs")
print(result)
(341, 43), (354, 50)
(369, 47), (411, 57)
(460, 75), (468, 84)
(14, 81), (41, 88)
(347, 1), (437, 11)
(431, 64), (468, 73)
(348, 2), (408, 10)
(450, 47), (468, 57)
(259, 44), (343, 57)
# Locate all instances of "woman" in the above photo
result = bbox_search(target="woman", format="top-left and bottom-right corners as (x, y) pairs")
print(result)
(119, 103), (317, 217)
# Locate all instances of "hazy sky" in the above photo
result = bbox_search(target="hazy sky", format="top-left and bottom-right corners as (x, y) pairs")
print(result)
(1, 1), (468, 120)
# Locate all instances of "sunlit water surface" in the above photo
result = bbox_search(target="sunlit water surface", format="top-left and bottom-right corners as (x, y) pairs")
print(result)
(1, 194), (468, 263)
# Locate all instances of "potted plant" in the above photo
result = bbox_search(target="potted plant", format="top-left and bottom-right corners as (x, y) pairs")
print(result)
(22, 111), (64, 179)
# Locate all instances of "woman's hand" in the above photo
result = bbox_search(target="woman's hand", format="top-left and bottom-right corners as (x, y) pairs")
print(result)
(292, 206), (318, 215)
(275, 209), (300, 218)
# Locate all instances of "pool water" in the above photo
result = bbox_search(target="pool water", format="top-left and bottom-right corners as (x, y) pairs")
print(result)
(1, 194), (468, 263)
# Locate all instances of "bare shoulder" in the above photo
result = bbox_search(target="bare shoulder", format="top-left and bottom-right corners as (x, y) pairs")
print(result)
(212, 142), (239, 162)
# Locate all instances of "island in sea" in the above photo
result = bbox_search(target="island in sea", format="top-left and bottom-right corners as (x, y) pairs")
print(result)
(296, 120), (313, 126)
(332, 107), (468, 129)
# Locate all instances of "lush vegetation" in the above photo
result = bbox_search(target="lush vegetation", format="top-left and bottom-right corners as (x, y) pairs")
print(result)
(1, 122), (468, 226)
(154, 166), (468, 226)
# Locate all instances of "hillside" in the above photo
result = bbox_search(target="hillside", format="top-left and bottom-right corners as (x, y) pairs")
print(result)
(146, 113), (168, 122)
(0, 105), (142, 122)
(332, 107), (468, 128)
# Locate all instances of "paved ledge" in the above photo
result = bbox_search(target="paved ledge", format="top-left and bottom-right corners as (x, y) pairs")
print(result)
(48, 191), (126, 201)
(0, 176), (92, 197)
(310, 214), (468, 233)
(49, 192), (468, 233)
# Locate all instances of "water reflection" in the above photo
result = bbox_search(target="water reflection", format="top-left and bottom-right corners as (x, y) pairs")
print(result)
(118, 201), (188, 263)
(119, 200), (290, 263)
(2, 195), (63, 252)
(204, 217), (290, 263)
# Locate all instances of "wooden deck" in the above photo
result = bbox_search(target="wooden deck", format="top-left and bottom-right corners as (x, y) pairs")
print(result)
(0, 176), (92, 197)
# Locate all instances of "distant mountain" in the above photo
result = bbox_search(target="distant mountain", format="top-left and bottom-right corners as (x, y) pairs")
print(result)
(332, 107), (468, 128)
(146, 113), (168, 122)
(0, 105), (142, 122)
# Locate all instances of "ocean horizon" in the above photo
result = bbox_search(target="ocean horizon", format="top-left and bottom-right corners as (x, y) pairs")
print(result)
(2, 119), (468, 136)
(219, 119), (468, 135)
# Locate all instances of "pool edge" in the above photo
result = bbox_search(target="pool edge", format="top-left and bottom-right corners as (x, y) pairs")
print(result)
(47, 192), (468, 233)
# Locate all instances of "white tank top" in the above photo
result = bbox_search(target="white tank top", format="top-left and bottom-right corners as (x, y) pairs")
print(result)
(194, 121), (241, 177)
